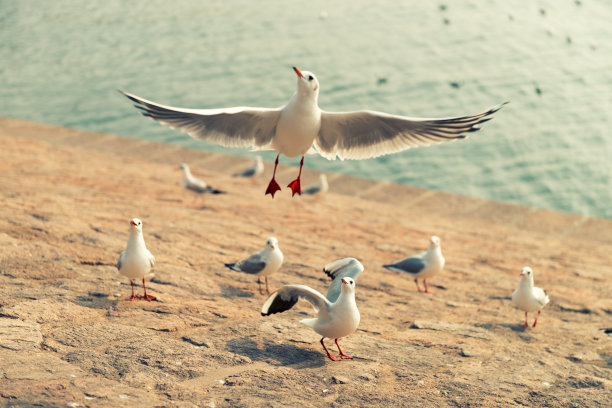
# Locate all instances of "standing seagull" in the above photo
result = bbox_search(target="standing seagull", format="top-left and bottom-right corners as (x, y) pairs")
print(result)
(120, 67), (506, 198)
(233, 155), (264, 179)
(383, 236), (445, 294)
(261, 258), (363, 361)
(512, 267), (550, 328)
(302, 174), (329, 196)
(117, 218), (157, 301)
(179, 163), (224, 196)
(225, 237), (283, 295)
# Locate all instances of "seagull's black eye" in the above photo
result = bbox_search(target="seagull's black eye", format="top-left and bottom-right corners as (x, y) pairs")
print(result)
(308, 75), (314, 81)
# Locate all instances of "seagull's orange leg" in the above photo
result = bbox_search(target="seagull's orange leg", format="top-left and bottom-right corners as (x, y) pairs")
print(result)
(142, 278), (156, 301)
(523, 312), (530, 327)
(423, 279), (434, 295)
(128, 280), (140, 301)
(532, 310), (542, 327)
(265, 153), (282, 198)
(287, 156), (304, 196)
(335, 338), (353, 359)
(320, 338), (340, 361)
(414, 278), (423, 293)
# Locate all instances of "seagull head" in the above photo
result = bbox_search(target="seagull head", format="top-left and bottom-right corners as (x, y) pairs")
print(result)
(293, 66), (319, 95)
(429, 236), (441, 248)
(520, 266), (533, 278)
(340, 277), (356, 293)
(130, 218), (143, 232)
(265, 237), (279, 250)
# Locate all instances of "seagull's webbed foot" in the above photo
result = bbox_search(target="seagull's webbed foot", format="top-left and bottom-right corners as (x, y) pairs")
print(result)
(287, 178), (301, 196)
(142, 294), (157, 301)
(265, 178), (282, 197)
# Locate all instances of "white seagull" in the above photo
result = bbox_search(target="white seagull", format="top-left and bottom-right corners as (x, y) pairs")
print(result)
(261, 257), (363, 361)
(225, 237), (283, 295)
(512, 266), (550, 328)
(233, 155), (264, 179)
(117, 218), (157, 301)
(121, 67), (506, 198)
(302, 174), (329, 195)
(179, 163), (224, 195)
(383, 236), (445, 294)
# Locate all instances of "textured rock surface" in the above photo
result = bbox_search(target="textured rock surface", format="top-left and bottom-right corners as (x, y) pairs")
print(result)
(0, 118), (611, 407)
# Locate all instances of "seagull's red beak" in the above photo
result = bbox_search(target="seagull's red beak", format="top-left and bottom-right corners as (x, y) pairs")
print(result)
(519, 271), (525, 276)
(293, 66), (304, 78)
(131, 220), (137, 227)
(341, 278), (348, 285)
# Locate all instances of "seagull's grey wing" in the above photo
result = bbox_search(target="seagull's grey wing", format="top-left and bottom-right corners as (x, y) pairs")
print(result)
(324, 258), (364, 302)
(226, 252), (266, 274)
(117, 250), (126, 271)
(315, 103), (507, 160)
(383, 256), (426, 275)
(186, 183), (208, 193)
(261, 284), (331, 317)
(121, 91), (282, 149)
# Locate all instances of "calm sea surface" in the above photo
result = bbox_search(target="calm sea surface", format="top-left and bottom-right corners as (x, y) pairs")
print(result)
(2, 0), (611, 218)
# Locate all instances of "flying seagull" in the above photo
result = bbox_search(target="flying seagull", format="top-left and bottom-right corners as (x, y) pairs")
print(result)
(261, 257), (363, 361)
(512, 267), (550, 328)
(383, 236), (445, 294)
(117, 218), (157, 301)
(121, 67), (506, 198)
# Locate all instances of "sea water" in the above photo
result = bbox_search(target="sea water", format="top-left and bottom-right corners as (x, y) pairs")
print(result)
(1, 0), (610, 218)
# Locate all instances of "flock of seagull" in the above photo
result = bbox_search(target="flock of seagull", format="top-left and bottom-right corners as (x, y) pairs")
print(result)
(115, 66), (549, 360)
(117, 218), (549, 360)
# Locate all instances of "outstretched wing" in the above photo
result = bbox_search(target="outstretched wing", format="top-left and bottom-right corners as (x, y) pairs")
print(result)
(314, 103), (507, 160)
(121, 91), (282, 149)
(324, 258), (364, 302)
(261, 284), (331, 318)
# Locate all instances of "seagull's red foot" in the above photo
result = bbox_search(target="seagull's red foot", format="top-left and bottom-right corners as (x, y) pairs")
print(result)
(523, 322), (530, 328)
(142, 294), (157, 301)
(339, 353), (353, 359)
(265, 178), (282, 197)
(128, 294), (141, 301)
(287, 178), (301, 196)
(326, 353), (340, 361)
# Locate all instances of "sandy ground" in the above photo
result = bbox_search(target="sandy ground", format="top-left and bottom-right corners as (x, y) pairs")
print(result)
(0, 118), (611, 407)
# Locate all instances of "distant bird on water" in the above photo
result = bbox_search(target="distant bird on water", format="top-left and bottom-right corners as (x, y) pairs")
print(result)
(512, 267), (550, 328)
(261, 258), (363, 361)
(179, 163), (224, 195)
(225, 237), (283, 295)
(117, 218), (157, 301)
(121, 67), (506, 198)
(383, 236), (445, 294)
